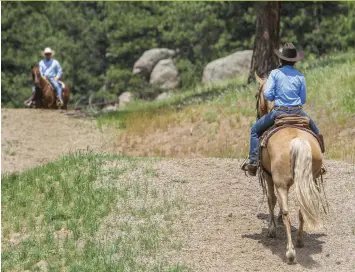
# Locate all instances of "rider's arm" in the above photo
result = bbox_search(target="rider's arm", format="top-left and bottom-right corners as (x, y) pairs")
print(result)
(299, 76), (306, 104)
(264, 70), (277, 102)
(56, 61), (62, 79)
(39, 61), (45, 76)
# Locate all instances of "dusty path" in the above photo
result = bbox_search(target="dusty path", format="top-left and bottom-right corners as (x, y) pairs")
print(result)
(1, 109), (354, 271)
(1, 109), (118, 173)
(160, 158), (355, 271)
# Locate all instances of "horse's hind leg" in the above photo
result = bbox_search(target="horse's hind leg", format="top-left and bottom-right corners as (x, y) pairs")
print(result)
(296, 209), (304, 248)
(276, 185), (297, 264)
(265, 175), (277, 238)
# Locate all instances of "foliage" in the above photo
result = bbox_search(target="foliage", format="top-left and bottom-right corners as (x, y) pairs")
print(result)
(2, 2), (354, 107)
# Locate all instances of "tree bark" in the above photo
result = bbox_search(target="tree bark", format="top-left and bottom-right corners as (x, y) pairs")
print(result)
(248, 2), (281, 82)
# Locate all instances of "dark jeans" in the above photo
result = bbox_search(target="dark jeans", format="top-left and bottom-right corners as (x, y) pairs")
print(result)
(249, 109), (319, 162)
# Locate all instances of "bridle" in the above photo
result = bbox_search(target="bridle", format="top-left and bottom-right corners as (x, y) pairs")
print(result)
(32, 68), (41, 88)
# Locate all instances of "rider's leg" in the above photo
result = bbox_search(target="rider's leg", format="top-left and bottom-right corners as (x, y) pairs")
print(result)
(49, 78), (62, 99)
(249, 111), (278, 163)
(299, 111), (320, 134)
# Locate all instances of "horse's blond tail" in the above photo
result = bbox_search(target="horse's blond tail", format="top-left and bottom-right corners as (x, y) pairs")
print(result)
(290, 138), (323, 230)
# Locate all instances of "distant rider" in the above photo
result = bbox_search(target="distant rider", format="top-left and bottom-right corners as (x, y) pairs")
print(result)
(25, 47), (63, 106)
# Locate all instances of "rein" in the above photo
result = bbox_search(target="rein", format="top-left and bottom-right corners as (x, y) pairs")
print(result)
(255, 81), (266, 120)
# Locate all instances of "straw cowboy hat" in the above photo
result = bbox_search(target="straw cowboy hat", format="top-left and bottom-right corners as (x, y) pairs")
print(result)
(274, 43), (304, 62)
(42, 47), (55, 56)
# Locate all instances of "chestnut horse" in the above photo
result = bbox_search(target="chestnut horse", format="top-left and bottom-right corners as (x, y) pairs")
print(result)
(31, 65), (70, 109)
(254, 73), (327, 264)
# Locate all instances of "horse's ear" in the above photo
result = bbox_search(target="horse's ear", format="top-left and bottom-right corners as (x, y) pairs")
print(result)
(254, 72), (265, 84)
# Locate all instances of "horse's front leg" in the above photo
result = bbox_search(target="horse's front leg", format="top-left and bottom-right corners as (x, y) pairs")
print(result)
(276, 186), (297, 264)
(265, 174), (277, 238)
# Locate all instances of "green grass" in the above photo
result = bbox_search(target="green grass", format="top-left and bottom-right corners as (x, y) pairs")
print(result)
(2, 152), (187, 271)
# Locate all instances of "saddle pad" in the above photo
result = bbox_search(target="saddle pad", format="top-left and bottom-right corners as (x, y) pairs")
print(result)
(275, 114), (310, 128)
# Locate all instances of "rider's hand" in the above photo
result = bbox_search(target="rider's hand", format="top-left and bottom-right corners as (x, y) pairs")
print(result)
(54, 76), (59, 81)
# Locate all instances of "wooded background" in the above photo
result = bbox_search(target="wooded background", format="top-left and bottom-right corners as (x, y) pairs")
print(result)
(2, 2), (354, 107)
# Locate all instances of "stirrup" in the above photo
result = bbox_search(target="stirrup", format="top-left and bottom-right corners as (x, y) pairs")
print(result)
(320, 165), (327, 175)
(240, 157), (258, 176)
(240, 157), (249, 173)
(24, 99), (33, 107)
(56, 98), (63, 107)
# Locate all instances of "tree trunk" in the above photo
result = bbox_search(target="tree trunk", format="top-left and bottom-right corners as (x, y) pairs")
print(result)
(248, 2), (281, 82)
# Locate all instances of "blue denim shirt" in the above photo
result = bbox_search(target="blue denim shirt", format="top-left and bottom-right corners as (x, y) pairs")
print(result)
(264, 65), (306, 107)
(39, 59), (62, 79)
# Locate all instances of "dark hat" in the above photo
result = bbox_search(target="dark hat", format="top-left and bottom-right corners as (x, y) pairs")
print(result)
(274, 43), (304, 62)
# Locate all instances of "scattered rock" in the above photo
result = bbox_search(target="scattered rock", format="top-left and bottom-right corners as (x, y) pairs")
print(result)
(133, 48), (176, 78)
(202, 50), (253, 85)
(155, 91), (173, 101)
(150, 59), (180, 90)
(102, 104), (119, 113)
(118, 92), (132, 109)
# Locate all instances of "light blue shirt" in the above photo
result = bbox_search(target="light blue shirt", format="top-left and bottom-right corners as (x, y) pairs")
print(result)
(39, 59), (62, 79)
(264, 65), (306, 107)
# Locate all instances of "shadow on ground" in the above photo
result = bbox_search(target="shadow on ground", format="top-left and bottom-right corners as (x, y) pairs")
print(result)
(242, 212), (326, 268)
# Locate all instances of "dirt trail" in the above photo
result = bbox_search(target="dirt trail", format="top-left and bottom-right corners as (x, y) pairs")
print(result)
(2, 109), (354, 271)
(159, 158), (355, 271)
(1, 109), (118, 173)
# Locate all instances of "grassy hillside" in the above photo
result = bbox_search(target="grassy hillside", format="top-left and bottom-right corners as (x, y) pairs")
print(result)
(1, 152), (187, 271)
(98, 51), (355, 163)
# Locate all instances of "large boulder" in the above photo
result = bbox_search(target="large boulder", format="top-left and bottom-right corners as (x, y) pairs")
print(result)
(132, 48), (176, 78)
(149, 59), (180, 90)
(202, 50), (253, 85)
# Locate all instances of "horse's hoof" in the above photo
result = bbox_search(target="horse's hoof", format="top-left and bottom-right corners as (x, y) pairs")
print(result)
(286, 249), (297, 265)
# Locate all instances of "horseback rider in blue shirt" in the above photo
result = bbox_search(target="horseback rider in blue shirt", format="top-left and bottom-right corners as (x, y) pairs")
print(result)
(242, 43), (321, 176)
(25, 47), (63, 106)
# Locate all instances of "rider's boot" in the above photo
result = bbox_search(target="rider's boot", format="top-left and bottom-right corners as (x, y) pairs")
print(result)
(57, 96), (64, 107)
(24, 94), (35, 107)
(241, 159), (258, 176)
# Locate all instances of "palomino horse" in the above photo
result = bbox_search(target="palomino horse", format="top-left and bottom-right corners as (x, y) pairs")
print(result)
(254, 73), (326, 264)
(31, 65), (70, 109)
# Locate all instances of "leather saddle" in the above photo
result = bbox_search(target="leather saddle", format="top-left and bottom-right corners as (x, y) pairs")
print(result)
(260, 114), (325, 153)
